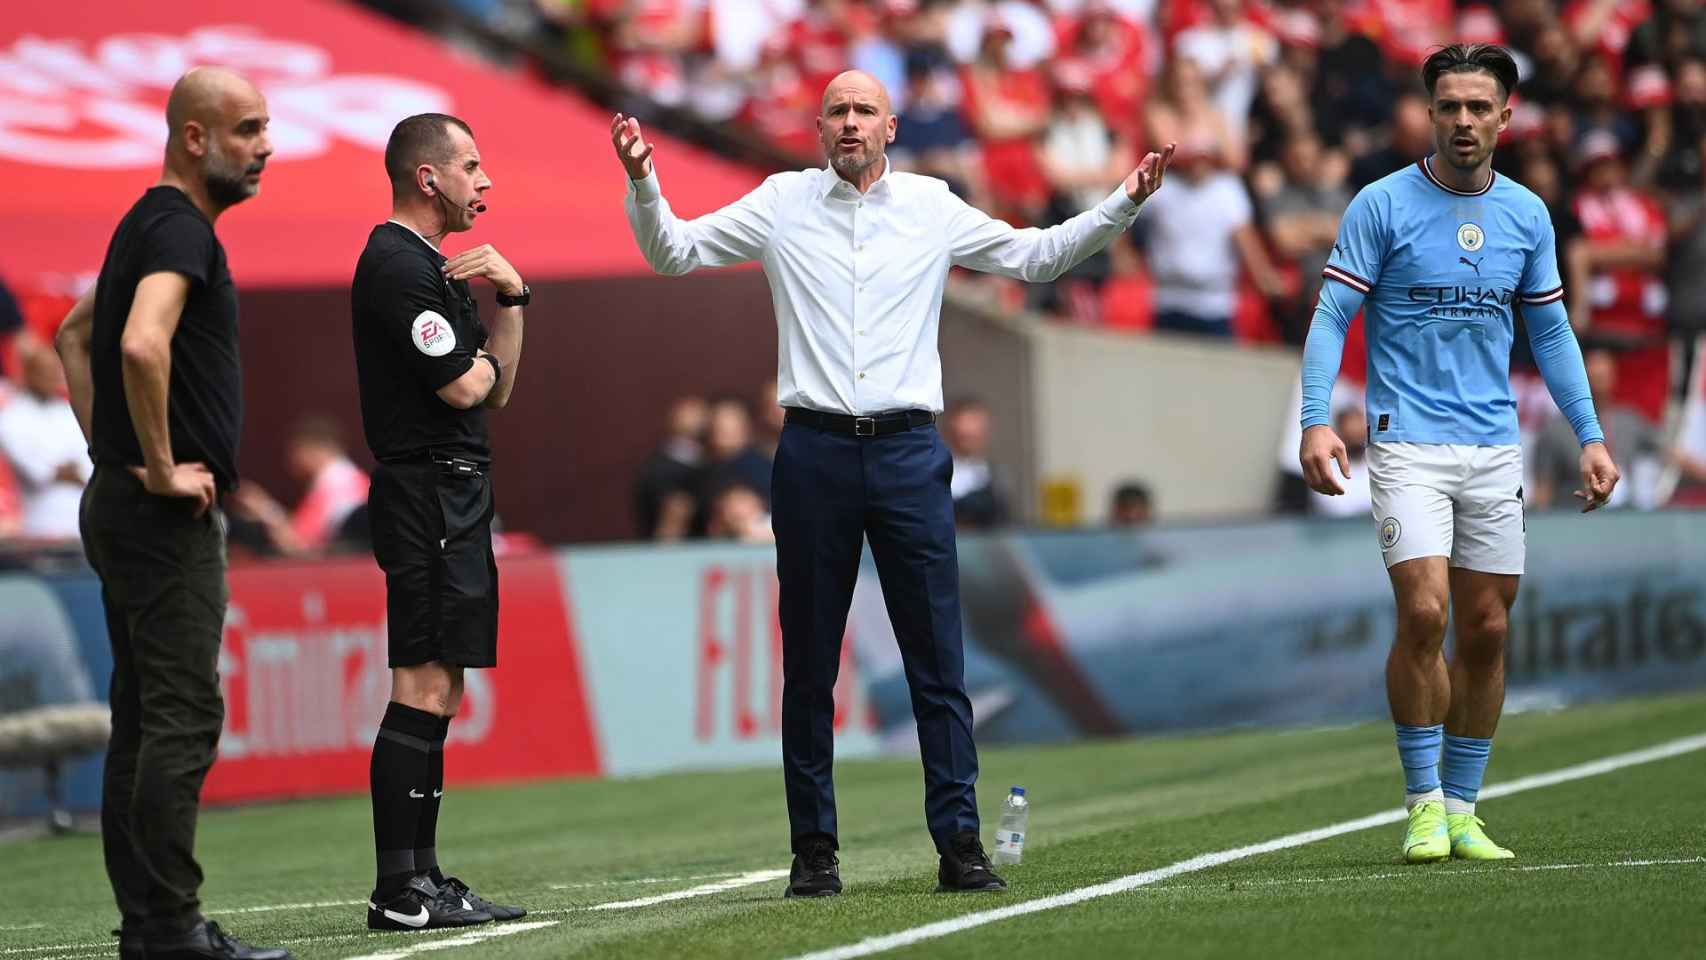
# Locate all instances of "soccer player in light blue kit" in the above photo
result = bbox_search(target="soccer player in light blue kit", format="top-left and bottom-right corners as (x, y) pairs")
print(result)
(1299, 44), (1621, 863)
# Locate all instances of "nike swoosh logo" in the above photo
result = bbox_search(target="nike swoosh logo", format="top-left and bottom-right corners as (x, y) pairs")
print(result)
(370, 902), (429, 928)
(409, 789), (425, 798)
(433, 789), (443, 798)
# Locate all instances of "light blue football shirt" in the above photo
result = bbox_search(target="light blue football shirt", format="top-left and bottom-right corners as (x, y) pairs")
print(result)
(1303, 158), (1599, 446)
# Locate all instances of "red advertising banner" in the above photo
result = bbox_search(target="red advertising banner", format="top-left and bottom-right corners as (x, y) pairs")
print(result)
(0, 0), (763, 292)
(203, 554), (599, 804)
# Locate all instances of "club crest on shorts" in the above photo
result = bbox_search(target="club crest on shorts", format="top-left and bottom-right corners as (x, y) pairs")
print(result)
(1456, 222), (1484, 252)
(411, 310), (456, 356)
(1379, 517), (1402, 550)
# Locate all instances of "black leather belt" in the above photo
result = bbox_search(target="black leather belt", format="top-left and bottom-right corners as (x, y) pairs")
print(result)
(381, 451), (489, 476)
(784, 407), (935, 437)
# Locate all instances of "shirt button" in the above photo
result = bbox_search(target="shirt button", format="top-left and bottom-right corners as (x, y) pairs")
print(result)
(858, 372), (866, 379)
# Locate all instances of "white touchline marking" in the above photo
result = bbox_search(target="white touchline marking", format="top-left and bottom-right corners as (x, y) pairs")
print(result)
(0, 945), (109, 957)
(787, 732), (1706, 960)
(589, 869), (792, 911)
(218, 898), (367, 915)
(547, 871), (748, 890)
(5, 869), (788, 957)
(339, 920), (560, 960)
(0, 928), (43, 933)
(1149, 857), (1706, 894)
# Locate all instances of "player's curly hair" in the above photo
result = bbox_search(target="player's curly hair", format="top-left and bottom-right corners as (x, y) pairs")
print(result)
(1421, 44), (1520, 101)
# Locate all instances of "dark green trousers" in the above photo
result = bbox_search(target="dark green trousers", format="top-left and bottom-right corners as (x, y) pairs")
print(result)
(80, 465), (228, 938)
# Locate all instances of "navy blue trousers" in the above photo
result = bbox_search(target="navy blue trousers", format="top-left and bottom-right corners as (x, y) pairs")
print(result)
(772, 418), (980, 855)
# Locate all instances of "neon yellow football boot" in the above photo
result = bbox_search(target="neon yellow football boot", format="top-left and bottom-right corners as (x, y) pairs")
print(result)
(1448, 812), (1515, 860)
(1402, 800), (1451, 863)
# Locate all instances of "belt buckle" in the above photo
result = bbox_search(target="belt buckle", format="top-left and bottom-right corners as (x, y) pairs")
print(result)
(854, 417), (877, 437)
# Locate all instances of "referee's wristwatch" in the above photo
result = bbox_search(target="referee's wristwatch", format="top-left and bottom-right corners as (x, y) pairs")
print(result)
(495, 283), (530, 307)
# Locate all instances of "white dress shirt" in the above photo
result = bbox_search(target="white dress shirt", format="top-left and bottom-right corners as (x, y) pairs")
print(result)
(624, 158), (1140, 414)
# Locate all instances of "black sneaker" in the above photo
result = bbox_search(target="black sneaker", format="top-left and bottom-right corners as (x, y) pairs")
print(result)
(367, 874), (491, 930)
(784, 833), (842, 898)
(936, 831), (1007, 892)
(437, 875), (526, 922)
(144, 921), (292, 960)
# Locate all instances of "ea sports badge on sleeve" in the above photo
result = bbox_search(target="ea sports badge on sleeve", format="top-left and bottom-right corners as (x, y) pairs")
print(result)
(412, 310), (456, 356)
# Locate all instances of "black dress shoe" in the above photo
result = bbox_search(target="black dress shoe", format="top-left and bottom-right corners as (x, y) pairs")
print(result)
(113, 928), (143, 960)
(144, 921), (292, 960)
(785, 833), (843, 897)
(937, 830), (1008, 892)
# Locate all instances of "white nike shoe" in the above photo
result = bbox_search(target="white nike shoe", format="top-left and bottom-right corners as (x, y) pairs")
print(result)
(366, 875), (492, 930)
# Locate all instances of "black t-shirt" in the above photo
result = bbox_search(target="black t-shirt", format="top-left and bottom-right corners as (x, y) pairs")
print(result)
(351, 222), (490, 463)
(90, 186), (242, 490)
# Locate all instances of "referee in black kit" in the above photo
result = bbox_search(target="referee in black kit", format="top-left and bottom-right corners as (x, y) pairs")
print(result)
(55, 68), (289, 960)
(351, 113), (528, 931)
(616, 71), (1172, 897)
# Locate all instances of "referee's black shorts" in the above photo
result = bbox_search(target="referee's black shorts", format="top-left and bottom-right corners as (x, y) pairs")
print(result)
(368, 456), (499, 669)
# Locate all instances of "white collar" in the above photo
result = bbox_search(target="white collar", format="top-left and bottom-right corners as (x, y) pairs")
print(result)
(820, 155), (893, 199)
(386, 218), (441, 253)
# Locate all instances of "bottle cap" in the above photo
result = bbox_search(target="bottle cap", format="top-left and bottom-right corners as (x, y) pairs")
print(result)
(1011, 786), (1025, 796)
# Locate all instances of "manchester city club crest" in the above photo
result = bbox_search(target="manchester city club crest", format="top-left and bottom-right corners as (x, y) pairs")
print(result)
(1380, 517), (1402, 550)
(1457, 222), (1485, 252)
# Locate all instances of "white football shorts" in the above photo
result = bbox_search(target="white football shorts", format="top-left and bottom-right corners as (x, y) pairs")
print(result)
(1366, 442), (1526, 575)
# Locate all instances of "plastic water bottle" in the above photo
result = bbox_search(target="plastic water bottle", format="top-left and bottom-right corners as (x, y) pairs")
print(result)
(992, 786), (1028, 865)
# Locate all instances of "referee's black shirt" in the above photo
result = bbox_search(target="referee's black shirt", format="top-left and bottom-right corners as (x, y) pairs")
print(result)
(90, 186), (242, 491)
(351, 222), (491, 464)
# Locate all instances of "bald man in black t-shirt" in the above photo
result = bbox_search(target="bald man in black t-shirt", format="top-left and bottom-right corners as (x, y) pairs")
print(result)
(54, 68), (290, 960)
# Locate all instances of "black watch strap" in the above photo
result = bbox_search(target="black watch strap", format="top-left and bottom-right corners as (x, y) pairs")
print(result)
(495, 284), (530, 307)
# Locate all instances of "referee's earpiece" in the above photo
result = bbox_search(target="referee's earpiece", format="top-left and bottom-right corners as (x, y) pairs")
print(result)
(425, 174), (437, 196)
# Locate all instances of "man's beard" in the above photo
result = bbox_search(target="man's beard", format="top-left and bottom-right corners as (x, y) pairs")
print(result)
(205, 139), (259, 207)
(830, 141), (875, 177)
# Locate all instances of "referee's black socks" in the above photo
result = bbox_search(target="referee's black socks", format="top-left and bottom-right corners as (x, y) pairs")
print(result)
(371, 701), (442, 898)
(415, 715), (451, 886)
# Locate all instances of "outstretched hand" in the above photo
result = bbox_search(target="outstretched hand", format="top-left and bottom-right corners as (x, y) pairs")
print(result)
(1123, 143), (1176, 205)
(611, 113), (655, 181)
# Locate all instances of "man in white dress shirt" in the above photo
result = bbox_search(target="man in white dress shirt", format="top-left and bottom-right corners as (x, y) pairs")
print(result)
(0, 337), (92, 540)
(613, 69), (1173, 898)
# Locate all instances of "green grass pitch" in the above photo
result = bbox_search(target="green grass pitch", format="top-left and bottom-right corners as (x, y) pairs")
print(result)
(5, 690), (1702, 959)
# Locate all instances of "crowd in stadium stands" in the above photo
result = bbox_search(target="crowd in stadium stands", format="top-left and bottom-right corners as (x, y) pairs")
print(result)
(522, 0), (1706, 520)
(9, 0), (1706, 548)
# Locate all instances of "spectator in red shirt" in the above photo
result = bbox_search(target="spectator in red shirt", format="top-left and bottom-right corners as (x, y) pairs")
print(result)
(1573, 129), (1671, 423)
(1056, 0), (1154, 142)
(960, 18), (1054, 224)
(228, 415), (371, 556)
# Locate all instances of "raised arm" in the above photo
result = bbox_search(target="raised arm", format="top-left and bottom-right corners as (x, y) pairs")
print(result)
(441, 243), (525, 409)
(54, 283), (97, 443)
(946, 143), (1174, 281)
(614, 114), (776, 275)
